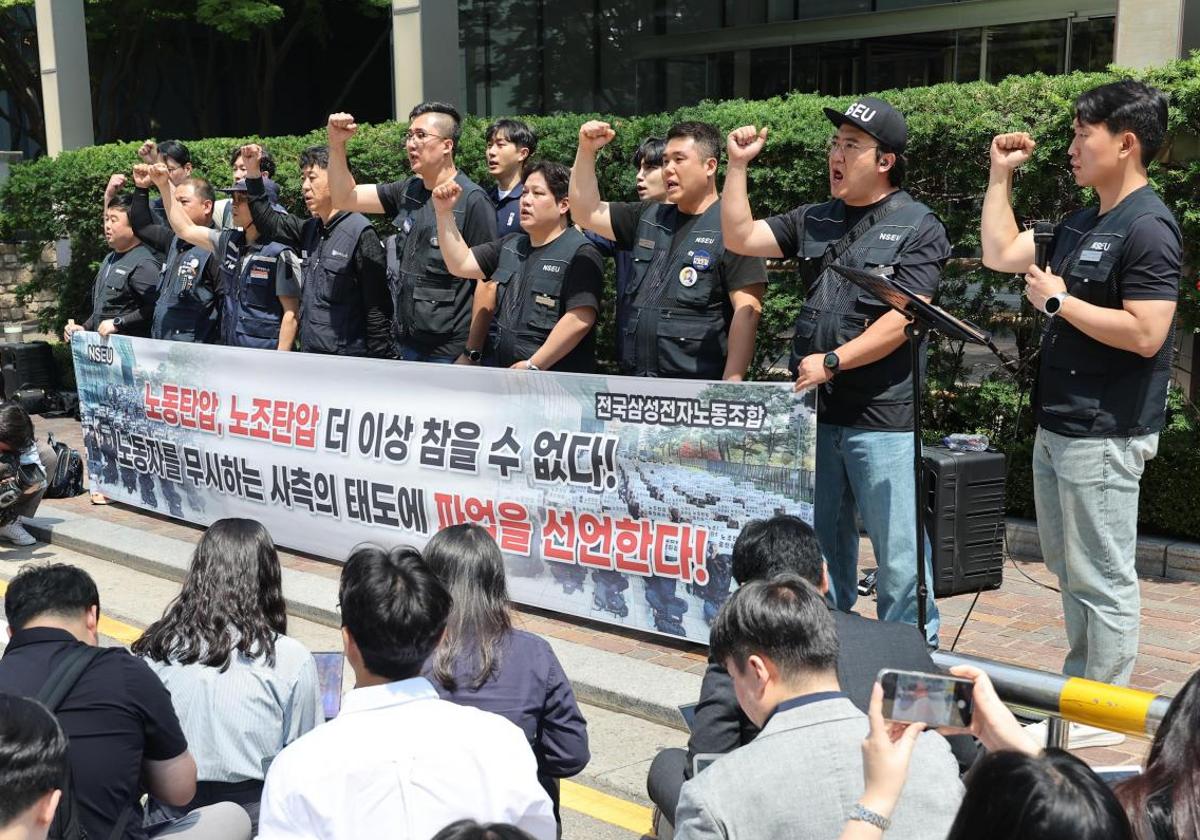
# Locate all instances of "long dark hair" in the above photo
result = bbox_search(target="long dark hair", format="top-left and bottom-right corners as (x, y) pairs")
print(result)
(423, 524), (512, 692)
(1116, 668), (1200, 840)
(947, 749), (1133, 840)
(132, 518), (287, 669)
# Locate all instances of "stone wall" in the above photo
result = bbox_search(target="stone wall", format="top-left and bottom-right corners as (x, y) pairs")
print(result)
(0, 242), (57, 325)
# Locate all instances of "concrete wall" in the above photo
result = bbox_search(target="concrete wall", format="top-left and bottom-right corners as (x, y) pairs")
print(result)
(1115, 0), (1185, 68)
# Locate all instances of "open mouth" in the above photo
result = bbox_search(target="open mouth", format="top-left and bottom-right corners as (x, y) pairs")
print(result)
(487, 160), (500, 169)
(831, 168), (845, 184)
(665, 180), (680, 191)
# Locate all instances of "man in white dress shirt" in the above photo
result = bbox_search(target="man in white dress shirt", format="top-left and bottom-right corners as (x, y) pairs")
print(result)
(258, 545), (556, 840)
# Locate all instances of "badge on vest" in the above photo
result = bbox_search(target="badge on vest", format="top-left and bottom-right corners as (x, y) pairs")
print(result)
(692, 250), (714, 271)
(402, 217), (413, 234)
(179, 257), (200, 281)
(249, 265), (271, 281)
(679, 266), (699, 287)
(535, 294), (556, 308)
(637, 238), (655, 250)
(430, 235), (439, 248)
(1078, 250), (1103, 263)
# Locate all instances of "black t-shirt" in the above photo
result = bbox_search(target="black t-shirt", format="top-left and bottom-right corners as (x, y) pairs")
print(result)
(766, 194), (951, 431)
(376, 176), (498, 249)
(609, 200), (768, 293)
(1051, 211), (1180, 302)
(0, 628), (188, 840)
(472, 233), (605, 372)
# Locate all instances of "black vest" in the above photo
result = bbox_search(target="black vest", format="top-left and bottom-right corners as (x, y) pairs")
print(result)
(788, 193), (938, 414)
(218, 233), (292, 350)
(1038, 186), (1180, 437)
(151, 238), (218, 343)
(299, 212), (372, 356)
(91, 244), (159, 336)
(622, 200), (730, 379)
(490, 228), (595, 372)
(386, 172), (487, 354)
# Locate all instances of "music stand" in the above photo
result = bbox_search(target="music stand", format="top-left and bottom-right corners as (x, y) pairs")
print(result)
(830, 264), (1010, 641)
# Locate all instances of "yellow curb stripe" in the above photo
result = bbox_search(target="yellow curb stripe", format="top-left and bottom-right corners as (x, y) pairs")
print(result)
(0, 579), (143, 646)
(0, 581), (652, 834)
(561, 779), (653, 835)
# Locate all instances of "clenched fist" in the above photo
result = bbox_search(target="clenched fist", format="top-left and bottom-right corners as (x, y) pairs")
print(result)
(431, 180), (463, 213)
(132, 164), (154, 189)
(240, 144), (263, 178)
(327, 113), (358, 145)
(137, 139), (158, 165)
(727, 126), (769, 167)
(990, 132), (1036, 172)
(578, 120), (616, 155)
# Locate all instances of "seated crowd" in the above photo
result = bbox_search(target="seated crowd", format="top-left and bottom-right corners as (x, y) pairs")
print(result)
(1, 515), (1198, 840)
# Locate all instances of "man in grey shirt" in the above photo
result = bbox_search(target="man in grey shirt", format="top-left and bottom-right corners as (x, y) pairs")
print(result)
(674, 576), (962, 840)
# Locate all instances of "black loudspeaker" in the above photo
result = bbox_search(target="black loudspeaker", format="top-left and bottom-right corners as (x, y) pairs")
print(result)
(923, 445), (1006, 598)
(1, 341), (57, 399)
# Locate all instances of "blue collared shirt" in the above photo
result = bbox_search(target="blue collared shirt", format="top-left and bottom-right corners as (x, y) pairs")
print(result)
(765, 690), (848, 728)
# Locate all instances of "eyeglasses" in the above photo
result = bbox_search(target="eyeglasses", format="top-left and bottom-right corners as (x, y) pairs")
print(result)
(825, 137), (879, 157)
(404, 129), (446, 145)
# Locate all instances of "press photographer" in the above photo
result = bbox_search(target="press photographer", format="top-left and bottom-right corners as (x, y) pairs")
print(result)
(0, 402), (58, 547)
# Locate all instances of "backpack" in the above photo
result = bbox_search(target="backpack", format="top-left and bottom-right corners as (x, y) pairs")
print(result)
(37, 646), (134, 840)
(44, 434), (85, 499)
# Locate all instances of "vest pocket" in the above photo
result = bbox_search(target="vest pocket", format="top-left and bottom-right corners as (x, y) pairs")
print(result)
(411, 284), (458, 337)
(656, 313), (724, 379)
(1066, 260), (1114, 306)
(528, 274), (562, 331)
(1038, 336), (1109, 424)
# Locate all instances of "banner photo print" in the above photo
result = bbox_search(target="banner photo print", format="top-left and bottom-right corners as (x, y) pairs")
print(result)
(74, 335), (817, 643)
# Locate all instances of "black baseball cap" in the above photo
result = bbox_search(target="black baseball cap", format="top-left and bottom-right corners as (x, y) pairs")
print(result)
(823, 97), (907, 153)
(217, 177), (286, 212)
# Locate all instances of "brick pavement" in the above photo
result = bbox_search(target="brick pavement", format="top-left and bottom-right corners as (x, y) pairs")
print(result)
(38, 416), (1200, 763)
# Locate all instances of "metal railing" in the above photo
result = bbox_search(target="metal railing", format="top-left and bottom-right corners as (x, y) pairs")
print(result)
(931, 650), (1173, 749)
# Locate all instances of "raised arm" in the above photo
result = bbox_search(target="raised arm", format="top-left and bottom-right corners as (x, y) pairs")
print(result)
(242, 143), (303, 247)
(980, 133), (1038, 273)
(129, 165), (175, 254)
(569, 120), (617, 241)
(103, 173), (125, 217)
(721, 126), (785, 258)
(432, 181), (487, 280)
(326, 113), (386, 214)
(151, 163), (212, 252)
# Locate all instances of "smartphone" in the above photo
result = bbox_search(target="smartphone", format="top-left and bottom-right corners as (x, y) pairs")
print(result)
(878, 668), (974, 728)
(313, 652), (345, 721)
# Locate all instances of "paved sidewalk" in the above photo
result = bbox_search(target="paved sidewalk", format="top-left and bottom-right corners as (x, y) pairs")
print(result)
(35, 416), (1200, 765)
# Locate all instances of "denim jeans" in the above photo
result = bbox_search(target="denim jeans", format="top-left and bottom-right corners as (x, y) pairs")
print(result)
(1032, 426), (1157, 685)
(395, 344), (458, 364)
(815, 423), (939, 647)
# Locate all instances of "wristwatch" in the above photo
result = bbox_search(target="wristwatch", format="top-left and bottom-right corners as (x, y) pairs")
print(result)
(823, 352), (841, 375)
(464, 347), (483, 363)
(1044, 292), (1068, 317)
(112, 316), (125, 328)
(848, 804), (891, 831)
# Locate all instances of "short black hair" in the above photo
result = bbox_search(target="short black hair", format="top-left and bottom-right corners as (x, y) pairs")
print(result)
(1074, 80), (1169, 167)
(105, 193), (134, 213)
(876, 144), (907, 188)
(431, 820), (537, 840)
(486, 119), (538, 154)
(181, 177), (215, 204)
(157, 140), (191, 167)
(710, 574), (838, 683)
(731, 515), (824, 586)
(4, 563), (100, 631)
(298, 145), (329, 171)
(633, 136), (666, 170)
(409, 101), (463, 151)
(666, 121), (723, 165)
(522, 160), (571, 203)
(230, 145), (276, 178)
(0, 401), (33, 451)
(339, 545), (451, 681)
(0, 694), (67, 828)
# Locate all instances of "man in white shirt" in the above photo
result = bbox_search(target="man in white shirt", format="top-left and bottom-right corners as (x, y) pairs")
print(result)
(258, 546), (555, 840)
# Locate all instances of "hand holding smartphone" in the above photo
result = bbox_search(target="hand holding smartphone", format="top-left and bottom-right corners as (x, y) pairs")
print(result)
(877, 668), (975, 730)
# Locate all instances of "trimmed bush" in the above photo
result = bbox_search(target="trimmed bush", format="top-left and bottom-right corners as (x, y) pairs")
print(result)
(3, 58), (1199, 538)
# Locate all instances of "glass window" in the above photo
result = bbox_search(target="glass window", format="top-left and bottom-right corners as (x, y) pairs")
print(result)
(863, 28), (981, 90)
(796, 0), (869, 20)
(637, 52), (733, 112)
(1070, 16), (1115, 72)
(750, 46), (791, 99)
(664, 0), (723, 33)
(985, 19), (1068, 83)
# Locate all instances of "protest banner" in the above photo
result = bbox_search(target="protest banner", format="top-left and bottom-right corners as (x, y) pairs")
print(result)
(74, 334), (816, 642)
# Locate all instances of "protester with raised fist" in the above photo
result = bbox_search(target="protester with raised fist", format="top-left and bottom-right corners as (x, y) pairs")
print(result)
(325, 105), (496, 363)
(720, 98), (949, 648)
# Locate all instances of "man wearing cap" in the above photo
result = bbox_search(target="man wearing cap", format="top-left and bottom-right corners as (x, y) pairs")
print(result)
(720, 98), (950, 646)
(570, 119), (767, 381)
(148, 162), (300, 351)
(214, 145), (282, 230)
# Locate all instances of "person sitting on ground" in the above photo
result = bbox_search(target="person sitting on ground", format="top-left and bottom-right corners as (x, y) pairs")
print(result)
(1114, 666), (1200, 839)
(647, 514), (975, 837)
(0, 694), (68, 840)
(258, 544), (556, 840)
(422, 524), (590, 828)
(432, 820), (537, 840)
(131, 518), (321, 832)
(0, 563), (252, 840)
(672, 575), (962, 840)
(845, 666), (1128, 840)
(0, 402), (59, 547)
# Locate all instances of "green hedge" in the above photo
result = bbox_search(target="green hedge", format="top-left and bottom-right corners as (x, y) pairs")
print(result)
(3, 58), (1200, 539)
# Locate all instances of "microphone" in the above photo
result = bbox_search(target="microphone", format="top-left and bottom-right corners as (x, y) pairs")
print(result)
(1033, 221), (1054, 271)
